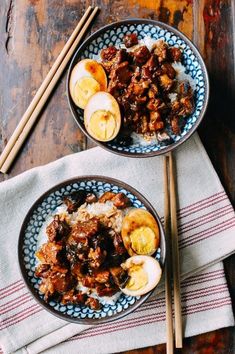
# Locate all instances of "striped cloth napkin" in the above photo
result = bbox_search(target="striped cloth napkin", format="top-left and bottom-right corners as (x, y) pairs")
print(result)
(0, 134), (234, 354)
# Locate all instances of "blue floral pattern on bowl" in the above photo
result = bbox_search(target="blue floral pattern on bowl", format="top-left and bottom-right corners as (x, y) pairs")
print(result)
(67, 19), (209, 157)
(19, 177), (165, 324)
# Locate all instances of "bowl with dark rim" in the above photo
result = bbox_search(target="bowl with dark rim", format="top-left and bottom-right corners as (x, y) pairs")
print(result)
(67, 18), (209, 157)
(18, 176), (166, 324)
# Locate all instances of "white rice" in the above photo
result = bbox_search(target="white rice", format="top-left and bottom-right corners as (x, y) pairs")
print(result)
(140, 36), (158, 51)
(90, 291), (122, 306)
(82, 201), (116, 216)
(131, 132), (158, 146)
(172, 62), (196, 91)
(168, 93), (178, 103)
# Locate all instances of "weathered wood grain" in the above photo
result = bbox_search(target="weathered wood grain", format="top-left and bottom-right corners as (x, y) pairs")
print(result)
(0, 0), (88, 180)
(195, 0), (235, 205)
(194, 0), (235, 326)
(0, 0), (234, 353)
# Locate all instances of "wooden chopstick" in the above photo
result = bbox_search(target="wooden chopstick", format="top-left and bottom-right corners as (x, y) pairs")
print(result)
(0, 6), (98, 174)
(164, 155), (174, 354)
(169, 151), (183, 348)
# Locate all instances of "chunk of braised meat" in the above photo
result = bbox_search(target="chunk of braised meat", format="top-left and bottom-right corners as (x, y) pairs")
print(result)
(35, 264), (50, 278)
(62, 289), (87, 305)
(101, 60), (114, 75)
(136, 115), (149, 134)
(96, 285), (118, 297)
(110, 61), (132, 84)
(107, 79), (125, 98)
(66, 238), (89, 264)
(69, 218), (100, 241)
(88, 247), (107, 268)
(133, 46), (151, 65)
(71, 262), (86, 279)
(132, 112), (141, 123)
(144, 54), (158, 70)
(63, 190), (87, 214)
(99, 191), (131, 209)
(39, 269), (76, 301)
(51, 264), (69, 274)
(107, 251), (129, 267)
(170, 82), (194, 118)
(123, 33), (138, 48)
(115, 49), (131, 65)
(178, 81), (192, 96)
(50, 272), (75, 293)
(149, 110), (161, 122)
(63, 197), (75, 213)
(152, 40), (168, 63)
(46, 215), (71, 242)
(85, 297), (101, 310)
(36, 242), (63, 265)
(149, 111), (164, 132)
(130, 97), (148, 112)
(161, 63), (176, 79)
(141, 67), (152, 80)
(171, 84), (194, 119)
(149, 120), (164, 132)
(92, 269), (110, 284)
(148, 83), (159, 98)
(128, 79), (150, 96)
(113, 233), (127, 254)
(39, 277), (54, 301)
(171, 116), (181, 135)
(110, 266), (129, 288)
(169, 47), (182, 62)
(85, 193), (97, 204)
(112, 193), (131, 209)
(141, 54), (158, 79)
(98, 191), (116, 203)
(90, 233), (113, 251)
(101, 46), (118, 61)
(159, 74), (174, 91)
(179, 96), (194, 116)
(81, 275), (97, 288)
(147, 98), (166, 111)
(131, 65), (141, 82)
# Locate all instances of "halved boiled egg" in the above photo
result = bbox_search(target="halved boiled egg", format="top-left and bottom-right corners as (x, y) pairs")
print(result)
(69, 59), (107, 109)
(121, 255), (162, 296)
(84, 92), (121, 142)
(121, 209), (160, 256)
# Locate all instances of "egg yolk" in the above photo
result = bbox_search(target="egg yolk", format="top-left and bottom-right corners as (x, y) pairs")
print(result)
(125, 264), (148, 291)
(73, 77), (100, 109)
(89, 110), (117, 141)
(130, 226), (156, 255)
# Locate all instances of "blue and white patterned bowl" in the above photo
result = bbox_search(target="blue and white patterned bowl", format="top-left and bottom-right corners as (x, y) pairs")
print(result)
(67, 19), (209, 157)
(18, 176), (166, 324)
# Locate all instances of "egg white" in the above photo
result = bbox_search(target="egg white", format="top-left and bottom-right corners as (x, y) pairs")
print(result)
(70, 60), (94, 88)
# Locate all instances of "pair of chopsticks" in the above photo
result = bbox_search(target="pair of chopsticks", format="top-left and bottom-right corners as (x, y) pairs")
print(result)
(0, 6), (99, 174)
(164, 152), (183, 353)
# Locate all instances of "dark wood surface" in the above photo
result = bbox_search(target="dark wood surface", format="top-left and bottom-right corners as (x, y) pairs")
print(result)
(0, 0), (234, 352)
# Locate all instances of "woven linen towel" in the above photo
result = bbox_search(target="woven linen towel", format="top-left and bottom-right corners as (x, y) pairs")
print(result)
(0, 134), (234, 354)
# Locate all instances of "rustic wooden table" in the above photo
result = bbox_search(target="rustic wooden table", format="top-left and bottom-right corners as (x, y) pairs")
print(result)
(0, 0), (234, 353)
